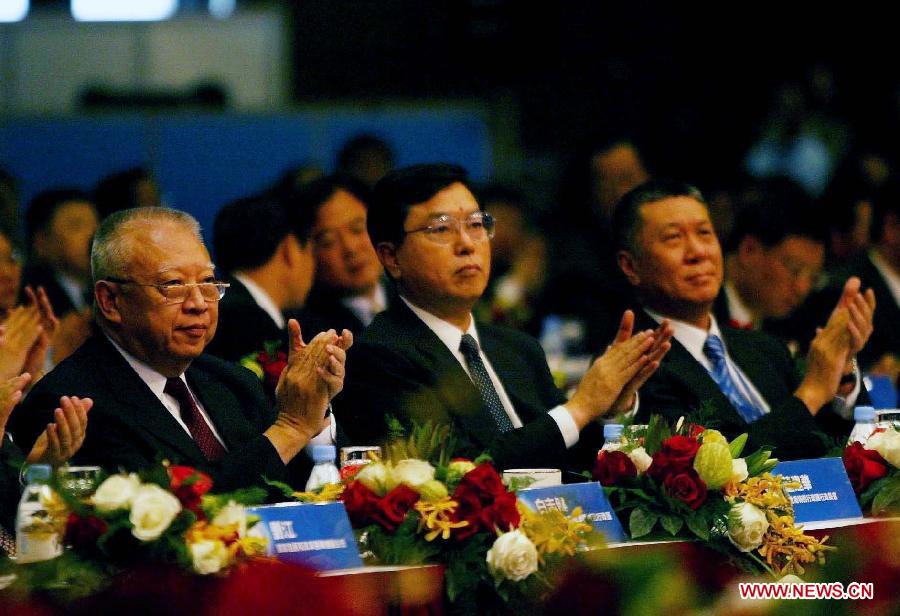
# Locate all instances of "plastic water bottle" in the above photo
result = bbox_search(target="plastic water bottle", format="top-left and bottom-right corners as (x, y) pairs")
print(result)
(848, 406), (877, 445)
(305, 445), (341, 491)
(601, 424), (624, 452)
(16, 464), (63, 563)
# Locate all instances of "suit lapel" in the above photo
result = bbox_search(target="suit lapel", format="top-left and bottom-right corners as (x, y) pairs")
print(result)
(478, 327), (541, 423)
(720, 328), (781, 406)
(187, 365), (255, 450)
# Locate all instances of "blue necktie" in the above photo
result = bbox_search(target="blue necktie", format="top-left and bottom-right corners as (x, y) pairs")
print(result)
(703, 335), (764, 423)
(459, 334), (515, 433)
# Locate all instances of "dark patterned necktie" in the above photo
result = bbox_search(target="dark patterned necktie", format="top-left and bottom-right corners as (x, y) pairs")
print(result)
(703, 335), (764, 423)
(164, 377), (226, 461)
(0, 524), (15, 557)
(459, 334), (514, 433)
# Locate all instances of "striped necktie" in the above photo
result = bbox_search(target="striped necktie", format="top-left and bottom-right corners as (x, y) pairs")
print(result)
(703, 334), (764, 424)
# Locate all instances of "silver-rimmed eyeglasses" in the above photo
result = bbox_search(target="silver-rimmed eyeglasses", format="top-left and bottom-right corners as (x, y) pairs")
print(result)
(106, 278), (230, 304)
(404, 212), (495, 244)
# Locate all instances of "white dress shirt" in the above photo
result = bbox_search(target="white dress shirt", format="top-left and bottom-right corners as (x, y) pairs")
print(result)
(342, 282), (387, 328)
(722, 281), (757, 329)
(869, 249), (900, 308)
(233, 273), (285, 330)
(401, 297), (580, 448)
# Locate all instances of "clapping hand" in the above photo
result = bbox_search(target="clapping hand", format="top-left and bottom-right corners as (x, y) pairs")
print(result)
(608, 311), (673, 415)
(0, 372), (32, 442)
(26, 395), (93, 467)
(0, 306), (43, 381)
(21, 286), (59, 379)
(834, 277), (876, 360)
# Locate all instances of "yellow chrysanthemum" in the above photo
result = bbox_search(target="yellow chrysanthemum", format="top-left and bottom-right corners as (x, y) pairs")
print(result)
(414, 497), (468, 541)
(519, 505), (595, 564)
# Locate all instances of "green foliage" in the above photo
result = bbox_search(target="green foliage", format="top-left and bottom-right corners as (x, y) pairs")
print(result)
(629, 507), (658, 538)
(201, 486), (267, 517)
(642, 415), (672, 456)
(659, 512), (684, 536)
(263, 477), (297, 500)
(728, 433), (748, 458)
(362, 515), (441, 566)
(385, 421), (458, 467)
(869, 475), (900, 515)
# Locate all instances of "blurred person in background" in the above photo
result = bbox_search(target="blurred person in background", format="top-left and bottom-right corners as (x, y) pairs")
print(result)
(717, 178), (827, 351)
(0, 168), (22, 253)
(335, 134), (395, 189)
(93, 167), (162, 220)
(299, 175), (391, 337)
(475, 184), (547, 334)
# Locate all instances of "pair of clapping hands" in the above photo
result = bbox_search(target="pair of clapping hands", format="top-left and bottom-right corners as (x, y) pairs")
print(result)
(0, 287), (92, 466)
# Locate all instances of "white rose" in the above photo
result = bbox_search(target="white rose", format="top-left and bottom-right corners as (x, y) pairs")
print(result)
(486, 530), (539, 582)
(389, 459), (435, 490)
(190, 539), (231, 575)
(212, 501), (248, 537)
(866, 429), (900, 468)
(727, 502), (769, 553)
(355, 462), (390, 496)
(93, 473), (141, 512)
(730, 459), (749, 484)
(627, 447), (653, 475)
(129, 484), (182, 541)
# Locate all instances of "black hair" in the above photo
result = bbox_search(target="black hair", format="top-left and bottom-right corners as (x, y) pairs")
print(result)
(612, 179), (707, 254)
(277, 173), (371, 225)
(871, 179), (900, 244)
(336, 134), (394, 173)
(93, 167), (159, 219)
(368, 163), (473, 247)
(26, 188), (94, 247)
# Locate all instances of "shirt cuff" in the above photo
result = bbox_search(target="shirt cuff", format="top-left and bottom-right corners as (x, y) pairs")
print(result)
(307, 414), (337, 446)
(832, 365), (862, 421)
(549, 405), (580, 449)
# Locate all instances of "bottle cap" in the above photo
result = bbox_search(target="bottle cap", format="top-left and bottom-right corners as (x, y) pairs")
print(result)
(312, 445), (337, 463)
(854, 406), (876, 422)
(25, 464), (52, 483)
(603, 424), (624, 440)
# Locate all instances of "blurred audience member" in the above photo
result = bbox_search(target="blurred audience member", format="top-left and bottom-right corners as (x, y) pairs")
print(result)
(717, 179), (826, 348)
(207, 194), (318, 363)
(93, 167), (162, 220)
(271, 163), (325, 198)
(0, 168), (22, 251)
(0, 229), (22, 317)
(336, 134), (394, 189)
(300, 175), (391, 336)
(475, 184), (547, 333)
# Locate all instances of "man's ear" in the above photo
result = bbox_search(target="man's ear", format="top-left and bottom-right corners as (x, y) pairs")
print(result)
(94, 281), (123, 324)
(617, 250), (640, 286)
(376, 242), (401, 279)
(278, 234), (302, 267)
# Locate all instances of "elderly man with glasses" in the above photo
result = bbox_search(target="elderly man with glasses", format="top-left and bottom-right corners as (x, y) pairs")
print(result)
(11, 207), (350, 490)
(334, 164), (671, 473)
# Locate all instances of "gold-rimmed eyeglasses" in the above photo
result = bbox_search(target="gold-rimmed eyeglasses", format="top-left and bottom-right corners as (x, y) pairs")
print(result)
(105, 278), (229, 304)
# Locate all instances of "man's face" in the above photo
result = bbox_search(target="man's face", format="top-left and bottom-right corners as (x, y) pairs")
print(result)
(740, 235), (824, 319)
(285, 234), (316, 309)
(0, 232), (21, 311)
(622, 196), (723, 315)
(591, 144), (649, 220)
(44, 200), (98, 278)
(312, 189), (382, 296)
(108, 222), (218, 376)
(385, 182), (490, 316)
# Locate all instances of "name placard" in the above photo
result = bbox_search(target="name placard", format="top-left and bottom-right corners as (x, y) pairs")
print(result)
(247, 501), (362, 570)
(772, 458), (863, 527)
(516, 482), (627, 543)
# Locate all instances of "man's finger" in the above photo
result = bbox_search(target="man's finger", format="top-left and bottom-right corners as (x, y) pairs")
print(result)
(614, 310), (635, 344)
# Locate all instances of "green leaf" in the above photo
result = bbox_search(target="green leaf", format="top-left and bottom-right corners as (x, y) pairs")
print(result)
(642, 415), (671, 456)
(659, 513), (684, 536)
(728, 433), (748, 458)
(684, 511), (709, 541)
(264, 477), (298, 500)
(871, 475), (900, 516)
(629, 507), (658, 538)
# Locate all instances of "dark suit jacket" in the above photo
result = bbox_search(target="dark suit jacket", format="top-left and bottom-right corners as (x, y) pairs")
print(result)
(204, 276), (285, 363)
(634, 310), (852, 460)
(1, 435), (24, 531)
(11, 334), (293, 492)
(302, 279), (396, 339)
(19, 263), (87, 317)
(333, 301), (603, 472)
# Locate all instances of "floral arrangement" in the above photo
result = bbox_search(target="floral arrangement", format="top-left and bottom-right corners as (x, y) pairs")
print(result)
(594, 416), (831, 577)
(58, 464), (268, 576)
(240, 340), (288, 400)
(288, 423), (599, 610)
(842, 425), (900, 515)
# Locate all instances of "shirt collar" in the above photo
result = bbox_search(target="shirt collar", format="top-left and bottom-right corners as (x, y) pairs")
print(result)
(400, 296), (479, 354)
(644, 307), (724, 361)
(868, 249), (900, 307)
(723, 280), (757, 328)
(103, 332), (185, 399)
(341, 282), (387, 327)
(233, 273), (285, 330)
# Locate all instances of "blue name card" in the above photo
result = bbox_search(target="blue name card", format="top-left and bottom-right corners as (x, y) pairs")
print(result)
(247, 501), (362, 570)
(772, 458), (863, 526)
(516, 482), (627, 542)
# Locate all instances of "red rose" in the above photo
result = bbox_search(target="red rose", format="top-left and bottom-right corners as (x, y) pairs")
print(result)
(64, 513), (108, 550)
(663, 469), (708, 510)
(168, 466), (213, 518)
(592, 450), (638, 486)
(372, 485), (420, 531)
(450, 464), (520, 539)
(843, 442), (889, 494)
(456, 463), (506, 496)
(648, 436), (701, 481)
(260, 351), (288, 391)
(485, 490), (520, 531)
(341, 480), (381, 527)
(686, 424), (706, 439)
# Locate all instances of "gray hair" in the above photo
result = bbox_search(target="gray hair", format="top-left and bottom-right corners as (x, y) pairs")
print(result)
(91, 207), (203, 283)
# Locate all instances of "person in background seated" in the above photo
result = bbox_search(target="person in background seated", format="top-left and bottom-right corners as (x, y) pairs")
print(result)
(297, 175), (391, 337)
(335, 164), (671, 473)
(717, 179), (826, 351)
(93, 167), (162, 220)
(613, 179), (874, 459)
(336, 134), (395, 189)
(11, 207), (350, 491)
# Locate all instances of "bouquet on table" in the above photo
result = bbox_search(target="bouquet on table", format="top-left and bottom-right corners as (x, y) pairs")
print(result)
(842, 424), (900, 515)
(287, 423), (601, 611)
(593, 416), (832, 577)
(240, 340), (288, 400)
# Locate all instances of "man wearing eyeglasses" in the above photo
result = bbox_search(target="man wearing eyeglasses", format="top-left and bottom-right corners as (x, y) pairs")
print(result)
(11, 207), (349, 490)
(334, 164), (671, 472)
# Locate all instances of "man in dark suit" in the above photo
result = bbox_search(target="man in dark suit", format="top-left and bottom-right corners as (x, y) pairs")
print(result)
(613, 179), (875, 459)
(206, 194), (318, 363)
(12, 208), (350, 491)
(335, 164), (670, 472)
(289, 175), (392, 337)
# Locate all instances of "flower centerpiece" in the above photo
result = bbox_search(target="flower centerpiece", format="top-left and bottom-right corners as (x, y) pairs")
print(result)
(285, 423), (600, 611)
(594, 416), (832, 577)
(842, 425), (900, 515)
(240, 340), (288, 401)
